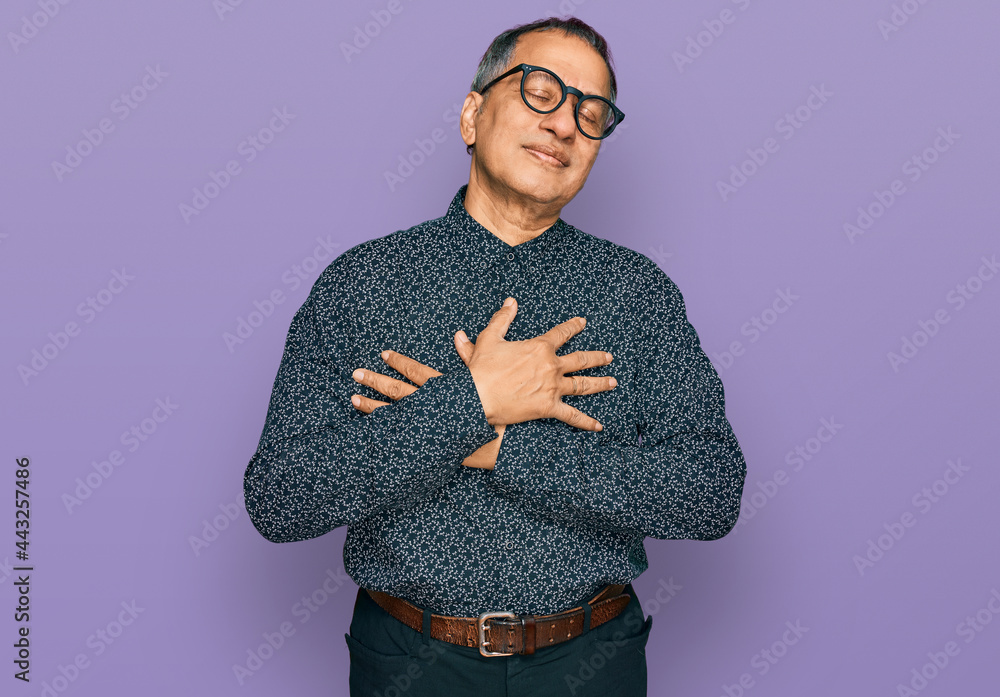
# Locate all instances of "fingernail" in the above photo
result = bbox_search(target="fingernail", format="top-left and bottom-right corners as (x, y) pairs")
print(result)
(380, 350), (389, 360)
(605, 352), (613, 362)
(351, 395), (360, 406)
(609, 377), (617, 387)
(458, 331), (469, 343)
(504, 297), (514, 307)
(353, 369), (364, 380)
(595, 422), (603, 431)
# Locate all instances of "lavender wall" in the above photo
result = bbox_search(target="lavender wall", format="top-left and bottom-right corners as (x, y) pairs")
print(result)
(2, 1), (997, 695)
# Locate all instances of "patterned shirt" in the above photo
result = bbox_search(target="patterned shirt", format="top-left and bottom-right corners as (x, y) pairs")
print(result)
(243, 184), (747, 616)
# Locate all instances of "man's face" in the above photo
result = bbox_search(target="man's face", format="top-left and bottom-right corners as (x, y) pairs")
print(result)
(461, 30), (612, 211)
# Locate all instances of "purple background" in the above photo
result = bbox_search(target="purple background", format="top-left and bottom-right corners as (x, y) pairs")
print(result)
(3, 0), (998, 695)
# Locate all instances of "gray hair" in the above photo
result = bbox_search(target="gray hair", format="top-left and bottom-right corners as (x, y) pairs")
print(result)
(465, 16), (618, 156)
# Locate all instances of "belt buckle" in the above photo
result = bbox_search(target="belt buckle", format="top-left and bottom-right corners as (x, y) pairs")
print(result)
(477, 611), (517, 657)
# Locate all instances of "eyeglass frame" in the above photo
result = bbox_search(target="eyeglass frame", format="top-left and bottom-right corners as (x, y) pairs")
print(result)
(475, 63), (625, 140)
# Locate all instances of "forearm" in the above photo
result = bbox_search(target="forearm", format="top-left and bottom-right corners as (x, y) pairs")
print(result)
(245, 362), (497, 543)
(486, 415), (746, 539)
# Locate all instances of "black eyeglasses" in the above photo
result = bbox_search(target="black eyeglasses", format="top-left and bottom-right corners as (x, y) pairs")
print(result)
(476, 63), (625, 140)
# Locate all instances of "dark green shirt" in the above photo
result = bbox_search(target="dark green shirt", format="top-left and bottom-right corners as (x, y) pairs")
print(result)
(244, 184), (747, 616)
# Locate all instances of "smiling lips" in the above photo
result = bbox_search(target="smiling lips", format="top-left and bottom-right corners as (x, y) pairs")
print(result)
(524, 145), (568, 167)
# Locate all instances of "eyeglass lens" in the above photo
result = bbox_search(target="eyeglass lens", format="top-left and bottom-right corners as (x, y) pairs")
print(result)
(522, 70), (615, 138)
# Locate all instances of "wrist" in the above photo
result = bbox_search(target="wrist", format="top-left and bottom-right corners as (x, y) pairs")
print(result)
(469, 372), (497, 424)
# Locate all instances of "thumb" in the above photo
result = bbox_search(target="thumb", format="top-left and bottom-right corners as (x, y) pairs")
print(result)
(454, 330), (475, 365)
(482, 297), (517, 340)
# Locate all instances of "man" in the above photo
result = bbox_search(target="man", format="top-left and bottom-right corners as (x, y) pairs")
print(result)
(244, 16), (746, 697)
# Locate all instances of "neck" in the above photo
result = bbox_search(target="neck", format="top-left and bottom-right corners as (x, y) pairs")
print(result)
(463, 166), (562, 247)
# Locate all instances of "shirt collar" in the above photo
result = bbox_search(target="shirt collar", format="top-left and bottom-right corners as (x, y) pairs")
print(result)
(443, 184), (571, 273)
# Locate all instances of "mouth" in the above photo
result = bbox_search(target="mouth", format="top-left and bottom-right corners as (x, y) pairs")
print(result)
(524, 146), (568, 167)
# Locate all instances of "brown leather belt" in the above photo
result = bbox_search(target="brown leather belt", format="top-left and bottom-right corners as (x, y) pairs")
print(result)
(365, 584), (630, 657)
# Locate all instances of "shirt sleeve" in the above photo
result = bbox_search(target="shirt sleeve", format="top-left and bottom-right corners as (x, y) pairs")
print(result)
(485, 260), (747, 541)
(243, 255), (498, 543)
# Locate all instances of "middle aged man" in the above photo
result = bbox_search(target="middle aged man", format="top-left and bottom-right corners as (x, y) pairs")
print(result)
(244, 15), (747, 697)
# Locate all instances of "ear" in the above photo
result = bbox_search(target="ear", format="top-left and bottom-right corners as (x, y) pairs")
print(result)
(460, 92), (483, 150)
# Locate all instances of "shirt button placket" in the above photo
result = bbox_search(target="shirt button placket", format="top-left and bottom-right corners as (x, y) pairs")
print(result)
(504, 251), (532, 323)
(497, 252), (512, 298)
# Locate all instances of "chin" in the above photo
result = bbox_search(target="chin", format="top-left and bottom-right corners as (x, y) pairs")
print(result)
(509, 173), (566, 201)
(516, 163), (565, 187)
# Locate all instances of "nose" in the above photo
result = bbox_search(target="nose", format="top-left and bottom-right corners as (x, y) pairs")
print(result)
(537, 95), (579, 141)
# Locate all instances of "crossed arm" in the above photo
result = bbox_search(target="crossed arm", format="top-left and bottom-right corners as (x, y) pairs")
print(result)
(347, 264), (746, 541)
(244, 255), (745, 543)
(243, 261), (613, 543)
(349, 349), (508, 470)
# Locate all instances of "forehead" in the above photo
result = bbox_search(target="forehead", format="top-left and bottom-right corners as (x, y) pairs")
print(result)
(510, 30), (611, 98)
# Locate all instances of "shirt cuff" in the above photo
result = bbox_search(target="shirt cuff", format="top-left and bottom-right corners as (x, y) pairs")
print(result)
(368, 362), (497, 501)
(489, 418), (583, 502)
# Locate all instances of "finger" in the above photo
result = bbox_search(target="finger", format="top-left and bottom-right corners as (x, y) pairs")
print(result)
(351, 394), (391, 413)
(551, 401), (603, 432)
(352, 368), (417, 401)
(479, 297), (518, 341)
(559, 374), (617, 396)
(380, 349), (442, 387)
(556, 349), (613, 374)
(539, 315), (588, 350)
(454, 330), (476, 365)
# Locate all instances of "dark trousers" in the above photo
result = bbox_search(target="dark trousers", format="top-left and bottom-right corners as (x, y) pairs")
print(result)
(345, 583), (651, 696)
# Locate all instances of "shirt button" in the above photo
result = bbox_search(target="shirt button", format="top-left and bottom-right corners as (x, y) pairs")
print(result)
(505, 541), (515, 550)
(507, 252), (514, 261)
